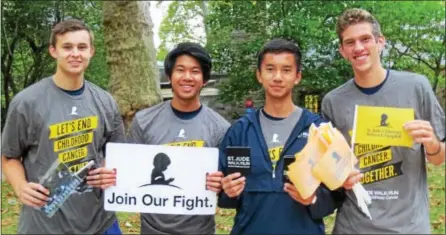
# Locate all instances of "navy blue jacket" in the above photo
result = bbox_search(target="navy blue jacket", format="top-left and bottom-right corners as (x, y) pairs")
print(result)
(218, 108), (340, 235)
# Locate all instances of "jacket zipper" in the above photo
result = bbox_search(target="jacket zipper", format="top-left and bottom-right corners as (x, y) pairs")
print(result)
(272, 162), (277, 179)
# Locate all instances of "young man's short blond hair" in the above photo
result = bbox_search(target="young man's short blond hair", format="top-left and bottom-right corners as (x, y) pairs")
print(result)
(336, 8), (382, 43)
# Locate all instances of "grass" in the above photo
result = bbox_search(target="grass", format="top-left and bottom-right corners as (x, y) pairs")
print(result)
(2, 164), (445, 234)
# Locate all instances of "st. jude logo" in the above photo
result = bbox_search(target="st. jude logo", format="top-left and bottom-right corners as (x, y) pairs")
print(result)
(139, 152), (181, 189)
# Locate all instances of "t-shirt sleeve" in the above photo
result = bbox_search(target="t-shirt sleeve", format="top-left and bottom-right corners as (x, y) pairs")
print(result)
(214, 119), (230, 148)
(127, 115), (145, 144)
(419, 77), (445, 141)
(107, 101), (126, 143)
(321, 94), (334, 123)
(1, 99), (29, 159)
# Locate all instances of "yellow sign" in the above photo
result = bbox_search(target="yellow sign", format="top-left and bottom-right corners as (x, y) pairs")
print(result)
(288, 124), (327, 199)
(353, 106), (414, 147)
(304, 95), (319, 113)
(311, 128), (358, 190)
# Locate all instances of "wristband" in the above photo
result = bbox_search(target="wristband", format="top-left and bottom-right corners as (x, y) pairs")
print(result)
(426, 141), (442, 156)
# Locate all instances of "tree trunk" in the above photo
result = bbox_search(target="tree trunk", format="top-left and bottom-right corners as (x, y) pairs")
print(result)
(200, 1), (209, 37)
(103, 1), (162, 128)
(432, 69), (439, 93)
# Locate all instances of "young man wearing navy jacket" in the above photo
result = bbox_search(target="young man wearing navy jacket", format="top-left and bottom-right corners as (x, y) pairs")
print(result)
(218, 38), (341, 235)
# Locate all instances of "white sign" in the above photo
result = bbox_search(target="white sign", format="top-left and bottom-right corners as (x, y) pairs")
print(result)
(104, 143), (219, 215)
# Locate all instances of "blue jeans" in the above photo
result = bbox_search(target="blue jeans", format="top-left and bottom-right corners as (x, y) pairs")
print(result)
(103, 220), (122, 235)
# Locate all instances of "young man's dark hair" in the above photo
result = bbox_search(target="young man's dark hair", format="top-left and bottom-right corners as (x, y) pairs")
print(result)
(164, 42), (212, 83)
(257, 38), (302, 72)
(50, 19), (94, 48)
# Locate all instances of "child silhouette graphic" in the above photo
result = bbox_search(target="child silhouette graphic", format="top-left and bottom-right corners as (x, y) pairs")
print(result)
(380, 113), (389, 127)
(151, 152), (174, 185)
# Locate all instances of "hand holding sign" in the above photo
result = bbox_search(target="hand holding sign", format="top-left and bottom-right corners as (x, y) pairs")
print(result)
(343, 169), (363, 190)
(284, 183), (316, 205)
(287, 122), (372, 219)
(206, 171), (223, 193)
(221, 172), (246, 198)
(404, 119), (441, 153)
(86, 167), (117, 189)
(222, 147), (250, 198)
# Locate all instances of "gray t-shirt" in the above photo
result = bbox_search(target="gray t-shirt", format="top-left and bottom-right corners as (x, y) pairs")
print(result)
(259, 107), (302, 179)
(127, 100), (230, 234)
(322, 70), (445, 234)
(1, 77), (126, 234)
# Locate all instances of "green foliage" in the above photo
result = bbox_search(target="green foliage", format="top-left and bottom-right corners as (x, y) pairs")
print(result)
(2, 1), (444, 123)
(205, 1), (445, 106)
(156, 1), (208, 59)
(366, 1), (445, 90)
(82, 1), (109, 90)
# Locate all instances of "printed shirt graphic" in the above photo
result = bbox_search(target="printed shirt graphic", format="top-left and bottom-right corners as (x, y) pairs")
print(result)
(166, 128), (205, 147)
(49, 115), (98, 181)
(70, 106), (79, 116)
(46, 98), (112, 193)
(268, 133), (284, 174)
(349, 130), (402, 198)
(166, 129), (205, 147)
(177, 128), (187, 139)
(349, 129), (402, 197)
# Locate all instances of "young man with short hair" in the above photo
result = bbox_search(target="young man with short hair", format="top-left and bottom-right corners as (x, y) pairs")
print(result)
(1, 19), (125, 234)
(219, 38), (340, 235)
(127, 42), (230, 234)
(322, 8), (445, 234)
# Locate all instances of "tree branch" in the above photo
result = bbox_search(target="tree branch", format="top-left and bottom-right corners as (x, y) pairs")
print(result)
(393, 45), (436, 71)
(26, 36), (38, 53)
